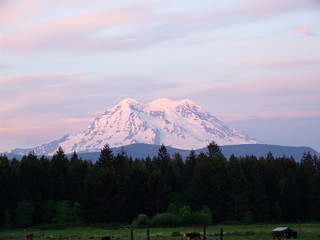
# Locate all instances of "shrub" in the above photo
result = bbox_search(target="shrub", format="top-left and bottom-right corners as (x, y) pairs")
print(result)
(151, 213), (180, 227)
(53, 201), (82, 225)
(39, 200), (56, 224)
(189, 212), (212, 225)
(14, 200), (34, 228)
(180, 211), (193, 225)
(167, 203), (178, 215)
(178, 205), (191, 216)
(132, 214), (150, 227)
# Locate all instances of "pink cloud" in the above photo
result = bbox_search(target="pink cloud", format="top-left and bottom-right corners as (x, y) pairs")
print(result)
(0, 124), (67, 148)
(217, 74), (319, 97)
(240, 0), (319, 17)
(0, 72), (88, 84)
(0, 125), (52, 132)
(0, 103), (21, 113)
(0, 0), (39, 24)
(2, 0), (318, 53)
(295, 26), (316, 36)
(87, 110), (105, 116)
(58, 118), (94, 123)
(0, 64), (12, 68)
(218, 111), (320, 122)
(231, 55), (320, 69)
(0, 72), (91, 114)
(0, 114), (91, 145)
(192, 0), (320, 29)
(0, 4), (148, 52)
(188, 72), (320, 121)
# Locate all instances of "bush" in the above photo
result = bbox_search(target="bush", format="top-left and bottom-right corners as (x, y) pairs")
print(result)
(151, 213), (180, 227)
(39, 200), (56, 224)
(133, 204), (213, 227)
(53, 201), (83, 225)
(132, 214), (150, 227)
(189, 212), (212, 225)
(14, 200), (34, 228)
(180, 211), (193, 225)
(166, 203), (178, 215)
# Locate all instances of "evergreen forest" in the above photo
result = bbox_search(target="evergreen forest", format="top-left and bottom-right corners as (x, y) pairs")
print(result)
(0, 142), (319, 228)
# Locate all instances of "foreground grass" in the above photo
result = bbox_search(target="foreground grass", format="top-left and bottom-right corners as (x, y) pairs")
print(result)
(1, 223), (319, 240)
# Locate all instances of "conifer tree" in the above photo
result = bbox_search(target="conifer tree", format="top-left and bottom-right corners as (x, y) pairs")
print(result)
(185, 149), (197, 178)
(49, 147), (69, 200)
(67, 151), (86, 202)
(96, 143), (114, 168)
(206, 141), (223, 159)
(157, 144), (170, 174)
(227, 155), (249, 221)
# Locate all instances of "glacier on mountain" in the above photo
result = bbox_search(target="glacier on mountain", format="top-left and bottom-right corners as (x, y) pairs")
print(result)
(10, 98), (261, 155)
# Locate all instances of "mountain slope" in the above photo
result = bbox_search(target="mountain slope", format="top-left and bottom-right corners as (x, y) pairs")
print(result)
(9, 98), (261, 155)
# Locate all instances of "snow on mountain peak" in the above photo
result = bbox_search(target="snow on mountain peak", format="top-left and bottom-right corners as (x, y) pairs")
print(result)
(12, 98), (261, 155)
(112, 98), (143, 111)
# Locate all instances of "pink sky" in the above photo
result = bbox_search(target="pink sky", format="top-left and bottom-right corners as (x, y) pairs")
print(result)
(1, 0), (320, 152)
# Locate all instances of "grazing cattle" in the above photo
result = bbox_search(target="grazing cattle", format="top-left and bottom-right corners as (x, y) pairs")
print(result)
(185, 232), (201, 240)
(101, 236), (111, 240)
(26, 234), (34, 240)
(272, 231), (297, 239)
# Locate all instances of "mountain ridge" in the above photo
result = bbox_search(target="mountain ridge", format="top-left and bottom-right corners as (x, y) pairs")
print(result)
(8, 98), (261, 155)
(4, 143), (319, 162)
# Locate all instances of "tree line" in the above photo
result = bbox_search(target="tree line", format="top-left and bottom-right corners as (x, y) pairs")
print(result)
(0, 142), (319, 228)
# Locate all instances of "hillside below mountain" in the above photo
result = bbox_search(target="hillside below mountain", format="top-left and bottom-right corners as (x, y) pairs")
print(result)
(4, 143), (319, 162)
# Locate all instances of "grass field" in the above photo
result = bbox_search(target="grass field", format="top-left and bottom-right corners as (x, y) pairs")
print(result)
(1, 223), (319, 240)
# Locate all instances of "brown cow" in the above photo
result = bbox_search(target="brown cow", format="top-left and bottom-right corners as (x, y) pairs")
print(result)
(185, 232), (201, 240)
(26, 234), (34, 240)
(101, 236), (111, 240)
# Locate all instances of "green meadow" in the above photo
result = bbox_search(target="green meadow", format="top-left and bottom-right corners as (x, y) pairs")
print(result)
(1, 223), (320, 240)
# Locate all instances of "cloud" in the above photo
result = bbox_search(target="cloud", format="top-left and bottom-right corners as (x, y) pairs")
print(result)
(0, 72), (92, 121)
(1, 0), (319, 53)
(185, 72), (320, 122)
(0, 103), (21, 113)
(231, 55), (320, 69)
(87, 110), (105, 116)
(0, 72), (180, 111)
(0, 72), (88, 84)
(0, 2), (148, 52)
(218, 111), (320, 122)
(207, 74), (319, 97)
(240, 0), (319, 18)
(0, 72), (182, 133)
(295, 26), (317, 36)
(0, 72), (90, 106)
(0, 0), (39, 24)
(0, 64), (12, 68)
(58, 118), (94, 123)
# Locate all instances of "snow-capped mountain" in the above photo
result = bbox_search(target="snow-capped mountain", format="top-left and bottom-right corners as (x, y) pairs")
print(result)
(10, 98), (261, 155)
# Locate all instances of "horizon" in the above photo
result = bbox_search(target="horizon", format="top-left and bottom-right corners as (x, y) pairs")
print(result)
(1, 0), (320, 152)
